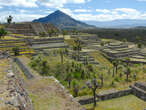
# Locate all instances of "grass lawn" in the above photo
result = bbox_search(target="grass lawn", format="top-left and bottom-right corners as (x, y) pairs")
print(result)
(84, 95), (146, 110)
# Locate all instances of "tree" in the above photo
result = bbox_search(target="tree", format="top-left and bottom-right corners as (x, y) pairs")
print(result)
(58, 49), (64, 64)
(66, 73), (72, 88)
(62, 30), (67, 37)
(112, 60), (119, 77)
(137, 43), (142, 48)
(12, 46), (20, 56)
(86, 78), (98, 107)
(84, 56), (88, 65)
(73, 38), (82, 61)
(7, 15), (13, 24)
(72, 80), (79, 97)
(99, 74), (104, 87)
(39, 32), (47, 37)
(100, 41), (105, 46)
(125, 66), (131, 82)
(40, 60), (50, 76)
(133, 73), (137, 81)
(81, 70), (85, 79)
(0, 28), (7, 39)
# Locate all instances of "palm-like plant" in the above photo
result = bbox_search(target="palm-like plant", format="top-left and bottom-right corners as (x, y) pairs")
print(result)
(58, 49), (64, 64)
(7, 15), (13, 24)
(112, 60), (120, 77)
(73, 38), (82, 61)
(99, 74), (104, 87)
(0, 28), (7, 39)
(66, 73), (72, 88)
(125, 66), (131, 82)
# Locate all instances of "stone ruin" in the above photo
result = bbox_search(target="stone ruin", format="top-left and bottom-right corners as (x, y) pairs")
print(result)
(77, 82), (146, 105)
(102, 41), (146, 63)
(5, 22), (57, 36)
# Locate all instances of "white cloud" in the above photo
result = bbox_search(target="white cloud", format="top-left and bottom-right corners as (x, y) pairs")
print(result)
(0, 0), (37, 7)
(0, 10), (45, 22)
(96, 9), (110, 13)
(74, 8), (146, 21)
(1, 7), (146, 22)
(59, 8), (73, 16)
(74, 9), (91, 12)
(0, 0), (90, 8)
(37, 0), (90, 8)
(114, 8), (139, 14)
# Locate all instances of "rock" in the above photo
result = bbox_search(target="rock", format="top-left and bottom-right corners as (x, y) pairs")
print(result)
(5, 100), (10, 105)
(10, 96), (20, 107)
(7, 72), (15, 78)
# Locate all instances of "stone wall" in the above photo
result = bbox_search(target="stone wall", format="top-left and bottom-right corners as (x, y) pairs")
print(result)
(77, 89), (132, 105)
(14, 57), (34, 79)
(130, 82), (146, 101)
(97, 89), (132, 101)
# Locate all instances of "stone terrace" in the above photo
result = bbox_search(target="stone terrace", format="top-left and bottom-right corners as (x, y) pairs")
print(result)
(5, 22), (56, 36)
(130, 82), (146, 101)
(102, 41), (146, 63)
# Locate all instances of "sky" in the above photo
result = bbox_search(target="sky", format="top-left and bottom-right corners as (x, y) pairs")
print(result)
(1, 0), (146, 22)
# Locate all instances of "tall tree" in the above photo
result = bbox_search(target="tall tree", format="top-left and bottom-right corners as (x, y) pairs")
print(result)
(66, 73), (72, 88)
(99, 74), (104, 87)
(125, 66), (131, 82)
(58, 49), (64, 64)
(112, 60), (119, 77)
(73, 38), (82, 61)
(72, 80), (79, 97)
(7, 15), (13, 24)
(86, 78), (98, 107)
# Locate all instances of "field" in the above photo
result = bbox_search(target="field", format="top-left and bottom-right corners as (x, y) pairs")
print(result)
(0, 32), (145, 110)
(84, 95), (146, 110)
(28, 50), (146, 96)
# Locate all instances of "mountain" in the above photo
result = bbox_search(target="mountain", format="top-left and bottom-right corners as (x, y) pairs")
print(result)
(85, 19), (146, 28)
(33, 10), (95, 30)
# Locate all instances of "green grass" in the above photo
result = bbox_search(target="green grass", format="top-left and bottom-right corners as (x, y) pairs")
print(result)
(28, 52), (146, 96)
(84, 95), (146, 110)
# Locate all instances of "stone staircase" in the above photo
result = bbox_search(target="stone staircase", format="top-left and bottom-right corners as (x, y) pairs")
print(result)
(130, 82), (146, 101)
(69, 51), (99, 65)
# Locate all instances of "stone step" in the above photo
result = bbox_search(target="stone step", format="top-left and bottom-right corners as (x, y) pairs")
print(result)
(135, 82), (146, 91)
(130, 85), (146, 101)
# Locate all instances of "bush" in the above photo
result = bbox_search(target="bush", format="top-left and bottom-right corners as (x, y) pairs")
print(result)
(12, 46), (20, 56)
(114, 76), (120, 82)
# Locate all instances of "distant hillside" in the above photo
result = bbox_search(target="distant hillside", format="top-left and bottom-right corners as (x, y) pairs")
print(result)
(33, 10), (95, 30)
(85, 19), (146, 28)
(82, 28), (146, 45)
